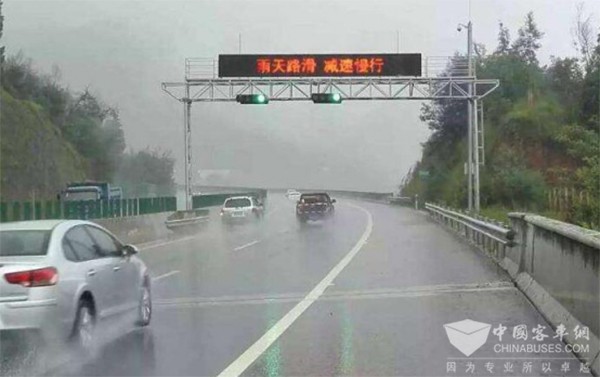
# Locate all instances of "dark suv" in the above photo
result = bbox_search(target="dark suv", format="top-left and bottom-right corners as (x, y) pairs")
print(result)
(296, 193), (336, 223)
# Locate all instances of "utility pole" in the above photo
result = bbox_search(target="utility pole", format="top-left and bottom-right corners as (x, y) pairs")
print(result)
(467, 21), (473, 212)
(458, 21), (474, 211)
(469, 23), (481, 212)
(183, 84), (192, 210)
(473, 96), (481, 212)
(458, 20), (480, 212)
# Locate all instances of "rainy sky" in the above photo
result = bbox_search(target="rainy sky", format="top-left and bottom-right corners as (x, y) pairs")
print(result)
(3, 0), (596, 192)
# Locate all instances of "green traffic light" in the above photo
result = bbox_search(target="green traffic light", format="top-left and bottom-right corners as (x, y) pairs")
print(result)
(236, 94), (269, 104)
(311, 93), (343, 104)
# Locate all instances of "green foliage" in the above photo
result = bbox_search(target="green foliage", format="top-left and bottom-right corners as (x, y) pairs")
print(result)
(483, 145), (547, 209)
(402, 11), (599, 229)
(494, 22), (511, 55)
(0, 0), (4, 66)
(580, 35), (600, 124)
(479, 54), (544, 105)
(501, 97), (562, 141)
(0, 89), (87, 199)
(556, 123), (600, 163)
(545, 57), (583, 122)
(555, 123), (600, 228)
(1, 52), (129, 196)
(491, 167), (547, 209)
(511, 12), (544, 66)
(115, 149), (175, 197)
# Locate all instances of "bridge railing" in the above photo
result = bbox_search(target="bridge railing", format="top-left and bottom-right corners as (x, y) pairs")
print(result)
(424, 203), (516, 260)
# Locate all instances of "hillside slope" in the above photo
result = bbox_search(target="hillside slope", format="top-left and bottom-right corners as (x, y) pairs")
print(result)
(0, 88), (87, 200)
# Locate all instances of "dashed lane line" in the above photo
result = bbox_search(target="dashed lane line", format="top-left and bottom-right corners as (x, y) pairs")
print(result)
(216, 202), (373, 377)
(233, 240), (260, 251)
(152, 270), (180, 282)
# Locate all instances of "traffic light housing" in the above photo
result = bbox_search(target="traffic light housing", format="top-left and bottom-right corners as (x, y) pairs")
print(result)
(311, 93), (342, 104)
(236, 94), (269, 104)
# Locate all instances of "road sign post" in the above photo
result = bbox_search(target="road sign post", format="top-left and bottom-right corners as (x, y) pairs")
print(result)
(162, 51), (497, 212)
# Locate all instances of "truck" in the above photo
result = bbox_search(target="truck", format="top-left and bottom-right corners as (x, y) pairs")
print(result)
(60, 181), (123, 202)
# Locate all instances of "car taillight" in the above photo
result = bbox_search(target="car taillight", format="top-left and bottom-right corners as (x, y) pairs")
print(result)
(4, 267), (58, 287)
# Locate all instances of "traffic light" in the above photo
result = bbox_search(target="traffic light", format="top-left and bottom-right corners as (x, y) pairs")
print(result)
(311, 93), (342, 104)
(236, 94), (269, 104)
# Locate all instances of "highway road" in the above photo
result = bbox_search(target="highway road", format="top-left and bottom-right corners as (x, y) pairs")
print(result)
(31, 194), (587, 376)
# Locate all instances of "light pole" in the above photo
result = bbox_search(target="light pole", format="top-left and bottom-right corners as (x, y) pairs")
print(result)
(458, 21), (479, 212)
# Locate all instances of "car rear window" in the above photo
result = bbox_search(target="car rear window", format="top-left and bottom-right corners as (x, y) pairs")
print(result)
(301, 195), (329, 203)
(224, 198), (251, 208)
(0, 230), (51, 256)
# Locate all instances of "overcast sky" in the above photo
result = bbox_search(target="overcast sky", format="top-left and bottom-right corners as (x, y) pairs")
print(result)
(3, 0), (597, 191)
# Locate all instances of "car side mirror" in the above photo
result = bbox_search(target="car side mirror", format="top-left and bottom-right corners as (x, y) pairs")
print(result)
(123, 244), (139, 256)
(331, 199), (337, 203)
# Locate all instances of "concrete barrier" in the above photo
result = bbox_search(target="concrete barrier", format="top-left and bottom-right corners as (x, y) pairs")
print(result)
(326, 190), (392, 204)
(94, 212), (173, 245)
(509, 213), (600, 374)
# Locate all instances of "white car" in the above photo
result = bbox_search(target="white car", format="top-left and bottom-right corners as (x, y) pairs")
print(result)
(285, 189), (301, 201)
(0, 220), (151, 353)
(220, 196), (264, 222)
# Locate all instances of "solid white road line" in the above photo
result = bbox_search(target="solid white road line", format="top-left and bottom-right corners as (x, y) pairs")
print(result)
(233, 240), (260, 251)
(216, 202), (373, 377)
(139, 236), (196, 251)
(152, 270), (180, 282)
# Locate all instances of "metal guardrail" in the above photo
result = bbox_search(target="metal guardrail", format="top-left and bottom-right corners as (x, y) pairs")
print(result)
(425, 203), (516, 260)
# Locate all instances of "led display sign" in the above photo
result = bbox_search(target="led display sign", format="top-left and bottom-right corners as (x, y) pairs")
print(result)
(218, 54), (421, 77)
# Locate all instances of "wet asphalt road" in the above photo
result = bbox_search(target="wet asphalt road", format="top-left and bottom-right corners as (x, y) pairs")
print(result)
(34, 194), (591, 376)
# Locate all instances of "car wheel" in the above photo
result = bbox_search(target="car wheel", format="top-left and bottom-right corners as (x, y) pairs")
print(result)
(137, 284), (152, 326)
(72, 299), (95, 354)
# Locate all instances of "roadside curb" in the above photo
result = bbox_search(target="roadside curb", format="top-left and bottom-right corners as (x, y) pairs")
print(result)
(514, 270), (600, 374)
(421, 207), (599, 376)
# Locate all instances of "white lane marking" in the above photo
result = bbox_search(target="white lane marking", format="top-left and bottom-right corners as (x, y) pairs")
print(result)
(233, 240), (260, 251)
(216, 202), (373, 377)
(154, 282), (515, 309)
(139, 236), (195, 251)
(152, 270), (180, 282)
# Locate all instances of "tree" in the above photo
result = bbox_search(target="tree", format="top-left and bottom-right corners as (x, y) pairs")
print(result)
(474, 42), (487, 59)
(546, 57), (583, 122)
(494, 22), (511, 55)
(62, 90), (125, 180)
(115, 149), (175, 196)
(580, 33), (600, 123)
(0, 0), (4, 67)
(571, 3), (596, 69)
(419, 54), (469, 150)
(512, 12), (544, 66)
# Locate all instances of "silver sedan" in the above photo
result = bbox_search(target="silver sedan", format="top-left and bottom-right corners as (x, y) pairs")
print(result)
(0, 220), (151, 352)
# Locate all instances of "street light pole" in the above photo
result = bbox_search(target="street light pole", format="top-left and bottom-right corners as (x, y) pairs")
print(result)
(459, 21), (474, 211)
(183, 84), (192, 211)
(468, 22), (481, 213)
(467, 21), (473, 212)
